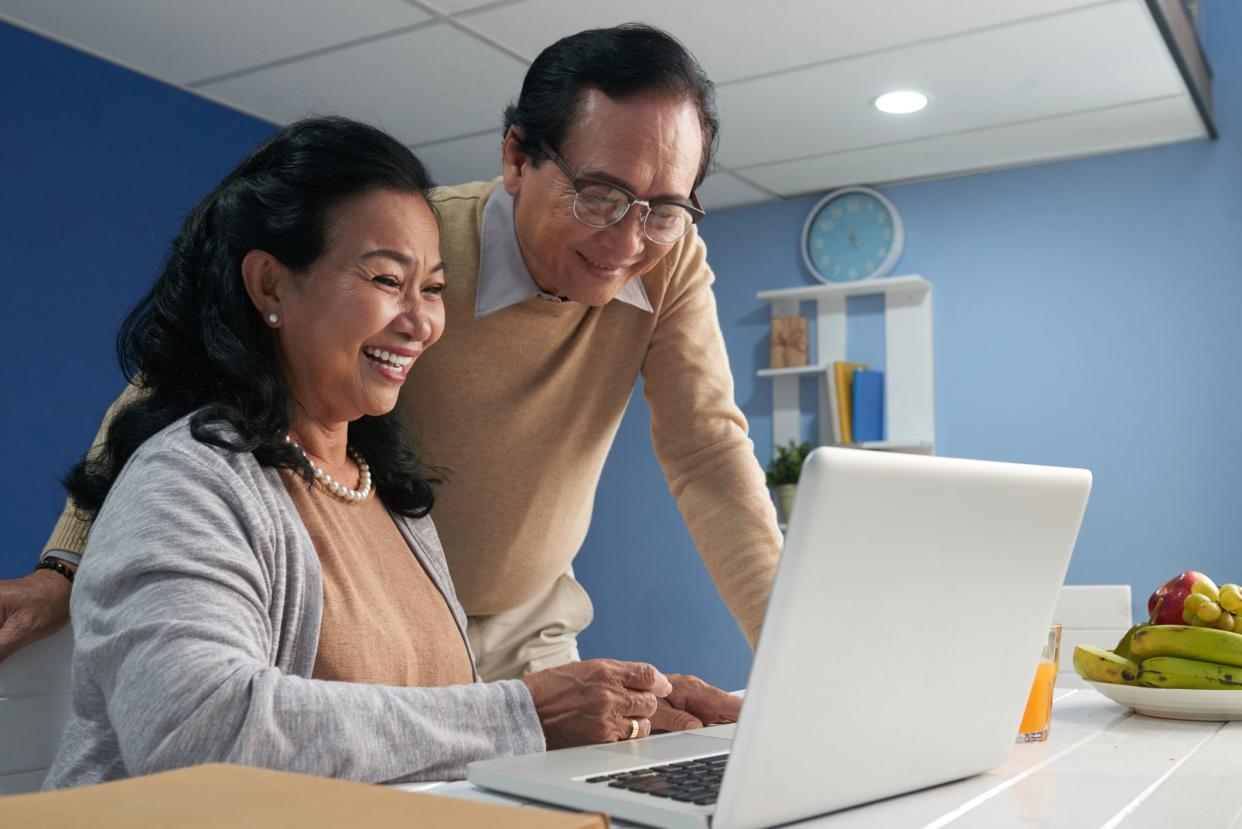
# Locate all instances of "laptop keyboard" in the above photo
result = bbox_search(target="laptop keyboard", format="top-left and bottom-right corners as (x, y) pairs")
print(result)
(583, 753), (728, 806)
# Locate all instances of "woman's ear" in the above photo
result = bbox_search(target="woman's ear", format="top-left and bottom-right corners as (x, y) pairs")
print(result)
(501, 125), (531, 198)
(240, 250), (289, 328)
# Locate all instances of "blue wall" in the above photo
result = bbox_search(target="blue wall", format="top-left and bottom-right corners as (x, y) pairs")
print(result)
(575, 0), (1241, 689)
(0, 22), (275, 579)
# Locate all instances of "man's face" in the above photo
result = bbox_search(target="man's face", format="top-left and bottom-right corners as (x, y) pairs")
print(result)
(503, 88), (704, 306)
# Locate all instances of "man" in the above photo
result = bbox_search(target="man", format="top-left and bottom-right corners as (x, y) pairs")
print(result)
(1, 24), (782, 727)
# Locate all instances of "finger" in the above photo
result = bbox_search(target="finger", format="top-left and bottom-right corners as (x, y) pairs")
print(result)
(614, 716), (652, 742)
(650, 699), (703, 733)
(616, 661), (673, 696)
(668, 675), (742, 724)
(620, 691), (659, 719)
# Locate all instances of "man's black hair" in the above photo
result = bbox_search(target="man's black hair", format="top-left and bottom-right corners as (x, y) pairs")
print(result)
(503, 23), (719, 188)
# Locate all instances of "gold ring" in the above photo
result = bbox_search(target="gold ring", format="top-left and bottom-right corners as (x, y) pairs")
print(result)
(628, 718), (641, 740)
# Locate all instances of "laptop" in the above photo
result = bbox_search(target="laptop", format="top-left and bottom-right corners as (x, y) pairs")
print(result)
(468, 447), (1092, 829)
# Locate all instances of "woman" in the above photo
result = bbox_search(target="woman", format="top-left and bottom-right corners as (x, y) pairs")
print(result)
(44, 117), (702, 788)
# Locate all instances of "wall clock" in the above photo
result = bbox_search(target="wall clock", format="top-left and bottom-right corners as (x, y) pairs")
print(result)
(801, 186), (904, 283)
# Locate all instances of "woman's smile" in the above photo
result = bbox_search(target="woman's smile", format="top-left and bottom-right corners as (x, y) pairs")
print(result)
(362, 344), (417, 383)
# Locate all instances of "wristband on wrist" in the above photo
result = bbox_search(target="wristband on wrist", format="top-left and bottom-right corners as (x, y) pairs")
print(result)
(43, 549), (83, 567)
(35, 558), (75, 584)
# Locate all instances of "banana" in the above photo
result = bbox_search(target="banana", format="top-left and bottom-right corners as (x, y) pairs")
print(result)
(1130, 624), (1242, 667)
(1073, 644), (1140, 685)
(1113, 623), (1146, 662)
(1138, 656), (1242, 690)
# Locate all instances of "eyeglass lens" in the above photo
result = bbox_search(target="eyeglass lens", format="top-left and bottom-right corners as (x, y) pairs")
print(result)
(574, 183), (692, 244)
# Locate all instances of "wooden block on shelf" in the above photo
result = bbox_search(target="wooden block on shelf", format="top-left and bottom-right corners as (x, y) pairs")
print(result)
(769, 316), (808, 368)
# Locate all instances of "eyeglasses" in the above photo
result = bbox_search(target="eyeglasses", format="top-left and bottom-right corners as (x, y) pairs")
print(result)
(539, 142), (704, 245)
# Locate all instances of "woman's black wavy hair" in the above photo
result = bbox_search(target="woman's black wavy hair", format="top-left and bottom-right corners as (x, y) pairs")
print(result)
(65, 115), (442, 519)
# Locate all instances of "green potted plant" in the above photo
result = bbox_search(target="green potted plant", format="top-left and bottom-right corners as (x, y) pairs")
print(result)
(765, 440), (812, 525)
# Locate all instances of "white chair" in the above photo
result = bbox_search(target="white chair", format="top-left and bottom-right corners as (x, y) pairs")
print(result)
(0, 625), (73, 794)
(1053, 584), (1133, 677)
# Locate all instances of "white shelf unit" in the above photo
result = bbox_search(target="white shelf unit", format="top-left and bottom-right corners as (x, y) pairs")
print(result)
(757, 274), (934, 454)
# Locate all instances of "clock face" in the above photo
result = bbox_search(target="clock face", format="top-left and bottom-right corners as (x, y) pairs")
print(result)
(802, 187), (903, 283)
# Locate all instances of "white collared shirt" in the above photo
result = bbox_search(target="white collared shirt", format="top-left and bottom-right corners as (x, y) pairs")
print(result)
(474, 186), (654, 318)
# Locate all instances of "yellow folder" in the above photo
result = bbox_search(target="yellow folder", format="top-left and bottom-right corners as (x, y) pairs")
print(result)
(833, 361), (868, 444)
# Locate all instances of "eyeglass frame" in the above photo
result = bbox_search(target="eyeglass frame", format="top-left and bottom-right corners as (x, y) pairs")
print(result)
(537, 141), (705, 244)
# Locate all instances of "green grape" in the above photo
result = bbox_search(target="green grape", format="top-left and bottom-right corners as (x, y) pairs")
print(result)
(1217, 611), (1237, 631)
(1185, 593), (1212, 614)
(1192, 582), (1221, 603)
(1198, 600), (1224, 623)
(1219, 584), (1242, 614)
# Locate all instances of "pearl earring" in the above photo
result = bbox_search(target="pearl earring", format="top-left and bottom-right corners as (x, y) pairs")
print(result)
(267, 313), (279, 325)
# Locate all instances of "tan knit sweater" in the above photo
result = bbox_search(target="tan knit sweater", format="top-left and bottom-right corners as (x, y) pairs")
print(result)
(44, 179), (781, 645)
(279, 470), (473, 688)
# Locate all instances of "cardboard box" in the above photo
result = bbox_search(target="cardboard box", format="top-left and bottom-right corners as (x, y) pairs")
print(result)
(2, 764), (607, 828)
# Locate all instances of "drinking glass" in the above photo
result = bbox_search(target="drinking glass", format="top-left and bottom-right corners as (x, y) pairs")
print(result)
(1017, 623), (1062, 742)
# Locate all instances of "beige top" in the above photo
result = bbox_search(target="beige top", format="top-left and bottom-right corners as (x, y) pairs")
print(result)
(404, 180), (781, 642)
(44, 179), (782, 646)
(280, 469), (473, 687)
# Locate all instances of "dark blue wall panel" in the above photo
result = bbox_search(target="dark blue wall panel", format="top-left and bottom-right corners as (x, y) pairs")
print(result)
(0, 21), (274, 579)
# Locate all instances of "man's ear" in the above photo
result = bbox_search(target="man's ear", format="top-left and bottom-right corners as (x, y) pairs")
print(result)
(501, 125), (533, 197)
(240, 250), (291, 328)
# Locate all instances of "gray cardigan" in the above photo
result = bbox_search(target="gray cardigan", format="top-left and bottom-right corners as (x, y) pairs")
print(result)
(44, 415), (544, 789)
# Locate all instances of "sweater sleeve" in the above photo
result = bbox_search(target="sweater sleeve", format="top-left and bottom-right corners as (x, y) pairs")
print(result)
(67, 441), (544, 785)
(41, 383), (145, 559)
(640, 231), (782, 647)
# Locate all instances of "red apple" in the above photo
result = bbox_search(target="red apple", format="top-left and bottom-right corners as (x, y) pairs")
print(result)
(1148, 571), (1219, 625)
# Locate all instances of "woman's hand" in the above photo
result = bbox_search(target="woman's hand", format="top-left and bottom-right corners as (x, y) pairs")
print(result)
(521, 659), (673, 749)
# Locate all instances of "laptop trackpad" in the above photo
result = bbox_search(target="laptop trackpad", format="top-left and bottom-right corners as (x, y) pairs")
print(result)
(592, 732), (732, 763)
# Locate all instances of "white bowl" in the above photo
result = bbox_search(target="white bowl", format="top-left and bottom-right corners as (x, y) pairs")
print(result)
(1086, 680), (1242, 721)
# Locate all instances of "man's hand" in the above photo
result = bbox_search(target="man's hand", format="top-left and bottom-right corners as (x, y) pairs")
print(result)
(0, 569), (72, 662)
(520, 659), (673, 749)
(649, 674), (741, 733)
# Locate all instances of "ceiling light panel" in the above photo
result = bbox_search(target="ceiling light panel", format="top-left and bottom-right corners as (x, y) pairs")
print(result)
(713, 1), (1185, 169)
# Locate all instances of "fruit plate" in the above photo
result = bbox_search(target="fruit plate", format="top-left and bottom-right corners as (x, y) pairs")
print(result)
(1086, 680), (1242, 721)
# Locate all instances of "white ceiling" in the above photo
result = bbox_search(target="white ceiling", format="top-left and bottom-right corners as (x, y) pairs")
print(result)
(0, 0), (1210, 211)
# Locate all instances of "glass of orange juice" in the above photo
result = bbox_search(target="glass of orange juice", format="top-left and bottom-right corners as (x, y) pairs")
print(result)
(1017, 623), (1062, 742)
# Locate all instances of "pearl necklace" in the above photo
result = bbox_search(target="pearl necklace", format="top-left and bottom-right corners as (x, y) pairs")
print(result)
(285, 435), (372, 502)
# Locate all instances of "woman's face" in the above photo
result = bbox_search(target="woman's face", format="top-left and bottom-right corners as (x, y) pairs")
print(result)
(273, 189), (445, 427)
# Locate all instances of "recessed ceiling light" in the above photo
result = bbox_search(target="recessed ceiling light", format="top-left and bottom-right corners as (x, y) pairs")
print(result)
(874, 90), (928, 114)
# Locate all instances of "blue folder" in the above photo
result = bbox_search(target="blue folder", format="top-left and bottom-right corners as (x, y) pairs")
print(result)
(851, 369), (885, 443)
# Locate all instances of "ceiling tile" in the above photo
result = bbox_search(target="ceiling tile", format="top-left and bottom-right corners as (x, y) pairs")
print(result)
(713, 0), (1185, 169)
(462, 0), (1101, 83)
(742, 95), (1205, 196)
(0, 0), (430, 84)
(413, 132), (504, 187)
(422, 0), (513, 14)
(696, 170), (776, 212)
(197, 23), (526, 146)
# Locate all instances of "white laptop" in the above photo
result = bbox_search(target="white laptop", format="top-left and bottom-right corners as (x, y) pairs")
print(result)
(468, 447), (1092, 829)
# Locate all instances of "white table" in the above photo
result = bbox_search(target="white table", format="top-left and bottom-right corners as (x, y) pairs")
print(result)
(410, 681), (1242, 828)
